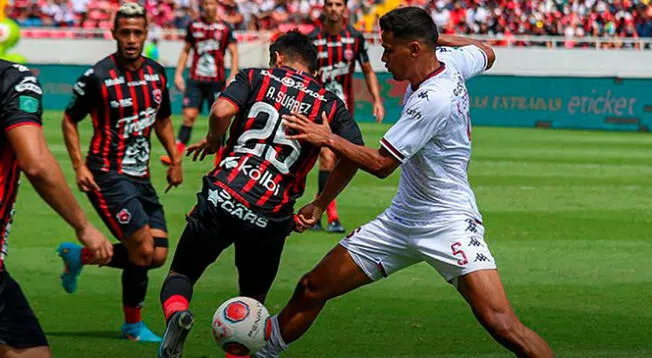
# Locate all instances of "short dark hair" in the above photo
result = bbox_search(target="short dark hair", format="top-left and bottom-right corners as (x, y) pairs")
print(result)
(269, 30), (318, 74)
(379, 7), (438, 48)
(113, 2), (148, 30)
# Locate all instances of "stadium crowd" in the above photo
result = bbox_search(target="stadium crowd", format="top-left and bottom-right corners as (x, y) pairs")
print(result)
(5, 0), (652, 47)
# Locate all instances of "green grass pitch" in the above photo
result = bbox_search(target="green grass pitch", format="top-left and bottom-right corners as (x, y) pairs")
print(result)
(7, 111), (652, 357)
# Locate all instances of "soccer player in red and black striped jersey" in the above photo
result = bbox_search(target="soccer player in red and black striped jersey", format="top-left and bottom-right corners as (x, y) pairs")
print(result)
(55, 3), (183, 343)
(0, 60), (112, 358)
(307, 0), (384, 233)
(157, 31), (363, 358)
(160, 0), (239, 166)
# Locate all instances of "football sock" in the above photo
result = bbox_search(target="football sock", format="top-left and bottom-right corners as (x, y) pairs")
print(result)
(122, 264), (148, 323)
(326, 201), (339, 223)
(317, 170), (329, 194)
(177, 125), (193, 145)
(261, 315), (287, 356)
(82, 243), (129, 267)
(160, 275), (193, 321)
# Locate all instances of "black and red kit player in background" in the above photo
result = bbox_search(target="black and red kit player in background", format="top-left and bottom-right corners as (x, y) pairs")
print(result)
(156, 31), (363, 358)
(307, 0), (384, 233)
(56, 3), (183, 343)
(0, 60), (113, 358)
(160, 0), (239, 165)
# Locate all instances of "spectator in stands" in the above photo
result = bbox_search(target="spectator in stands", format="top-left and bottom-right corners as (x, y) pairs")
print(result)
(219, 0), (243, 28)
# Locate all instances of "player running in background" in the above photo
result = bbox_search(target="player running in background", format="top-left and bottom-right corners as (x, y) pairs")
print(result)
(156, 31), (363, 358)
(160, 0), (239, 165)
(307, 0), (384, 233)
(0, 60), (113, 358)
(256, 7), (554, 358)
(56, 3), (182, 343)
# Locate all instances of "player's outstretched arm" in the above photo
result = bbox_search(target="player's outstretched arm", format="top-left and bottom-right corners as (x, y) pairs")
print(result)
(174, 43), (191, 92)
(226, 42), (239, 84)
(295, 157), (358, 231)
(7, 125), (113, 264)
(360, 62), (385, 123)
(155, 116), (183, 191)
(436, 34), (496, 69)
(62, 114), (99, 192)
(284, 112), (400, 178)
(186, 98), (237, 161)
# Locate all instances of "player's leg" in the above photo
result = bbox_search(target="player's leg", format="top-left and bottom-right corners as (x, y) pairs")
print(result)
(314, 148), (344, 233)
(56, 173), (135, 293)
(255, 245), (372, 358)
(0, 271), (51, 358)
(233, 219), (292, 304)
(160, 80), (201, 165)
(457, 270), (554, 357)
(256, 215), (417, 357)
(415, 217), (553, 357)
(158, 207), (233, 358)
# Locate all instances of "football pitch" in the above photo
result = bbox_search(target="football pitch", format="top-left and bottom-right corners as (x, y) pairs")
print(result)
(8, 111), (652, 357)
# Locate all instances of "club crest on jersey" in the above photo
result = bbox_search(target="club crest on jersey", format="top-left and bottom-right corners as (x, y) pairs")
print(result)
(153, 89), (162, 104)
(116, 209), (131, 224)
(344, 49), (354, 61)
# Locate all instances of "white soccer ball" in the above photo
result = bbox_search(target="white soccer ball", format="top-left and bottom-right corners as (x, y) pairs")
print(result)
(212, 296), (271, 356)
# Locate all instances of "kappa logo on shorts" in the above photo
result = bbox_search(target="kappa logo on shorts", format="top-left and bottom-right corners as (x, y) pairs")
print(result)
(468, 237), (483, 247)
(474, 253), (491, 263)
(116, 208), (132, 224)
(465, 218), (479, 233)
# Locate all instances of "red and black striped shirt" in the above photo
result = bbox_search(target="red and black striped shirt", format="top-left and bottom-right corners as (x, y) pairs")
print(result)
(308, 24), (370, 114)
(65, 55), (172, 178)
(185, 18), (237, 83)
(209, 66), (363, 219)
(0, 60), (44, 271)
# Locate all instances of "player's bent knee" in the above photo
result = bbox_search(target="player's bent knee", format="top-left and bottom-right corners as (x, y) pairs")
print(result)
(130, 244), (154, 266)
(151, 251), (167, 268)
(295, 273), (329, 303)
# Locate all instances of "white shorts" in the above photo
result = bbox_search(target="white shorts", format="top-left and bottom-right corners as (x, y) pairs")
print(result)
(339, 212), (497, 284)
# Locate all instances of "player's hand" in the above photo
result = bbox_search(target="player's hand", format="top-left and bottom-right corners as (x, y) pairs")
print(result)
(373, 100), (385, 123)
(226, 75), (236, 86)
(294, 202), (325, 233)
(76, 223), (113, 265)
(175, 74), (185, 92)
(165, 162), (183, 193)
(283, 111), (333, 147)
(75, 164), (100, 192)
(186, 138), (220, 161)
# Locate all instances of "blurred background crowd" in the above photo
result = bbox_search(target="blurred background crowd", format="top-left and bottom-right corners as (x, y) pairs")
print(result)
(4, 0), (652, 47)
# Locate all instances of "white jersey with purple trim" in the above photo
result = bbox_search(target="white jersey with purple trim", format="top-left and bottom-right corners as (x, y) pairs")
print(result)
(380, 45), (488, 223)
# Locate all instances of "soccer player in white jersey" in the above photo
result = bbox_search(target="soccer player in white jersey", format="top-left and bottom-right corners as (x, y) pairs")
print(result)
(254, 7), (554, 357)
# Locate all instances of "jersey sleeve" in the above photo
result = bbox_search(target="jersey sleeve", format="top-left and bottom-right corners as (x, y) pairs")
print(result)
(380, 89), (450, 163)
(219, 69), (253, 112)
(0, 65), (43, 131)
(356, 32), (370, 65)
(156, 69), (172, 120)
(436, 45), (488, 80)
(184, 22), (194, 45)
(65, 68), (96, 123)
(328, 98), (364, 146)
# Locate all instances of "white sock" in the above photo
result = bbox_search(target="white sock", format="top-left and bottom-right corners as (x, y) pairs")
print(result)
(254, 315), (287, 358)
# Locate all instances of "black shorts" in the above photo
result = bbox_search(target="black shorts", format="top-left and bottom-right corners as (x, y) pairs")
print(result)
(87, 170), (167, 241)
(182, 79), (224, 112)
(170, 178), (294, 297)
(0, 270), (48, 348)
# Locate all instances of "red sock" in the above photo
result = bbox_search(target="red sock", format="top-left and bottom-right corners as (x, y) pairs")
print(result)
(162, 295), (189, 321)
(80, 248), (93, 265)
(123, 305), (142, 324)
(326, 200), (339, 222)
(176, 141), (186, 156)
(226, 354), (250, 358)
